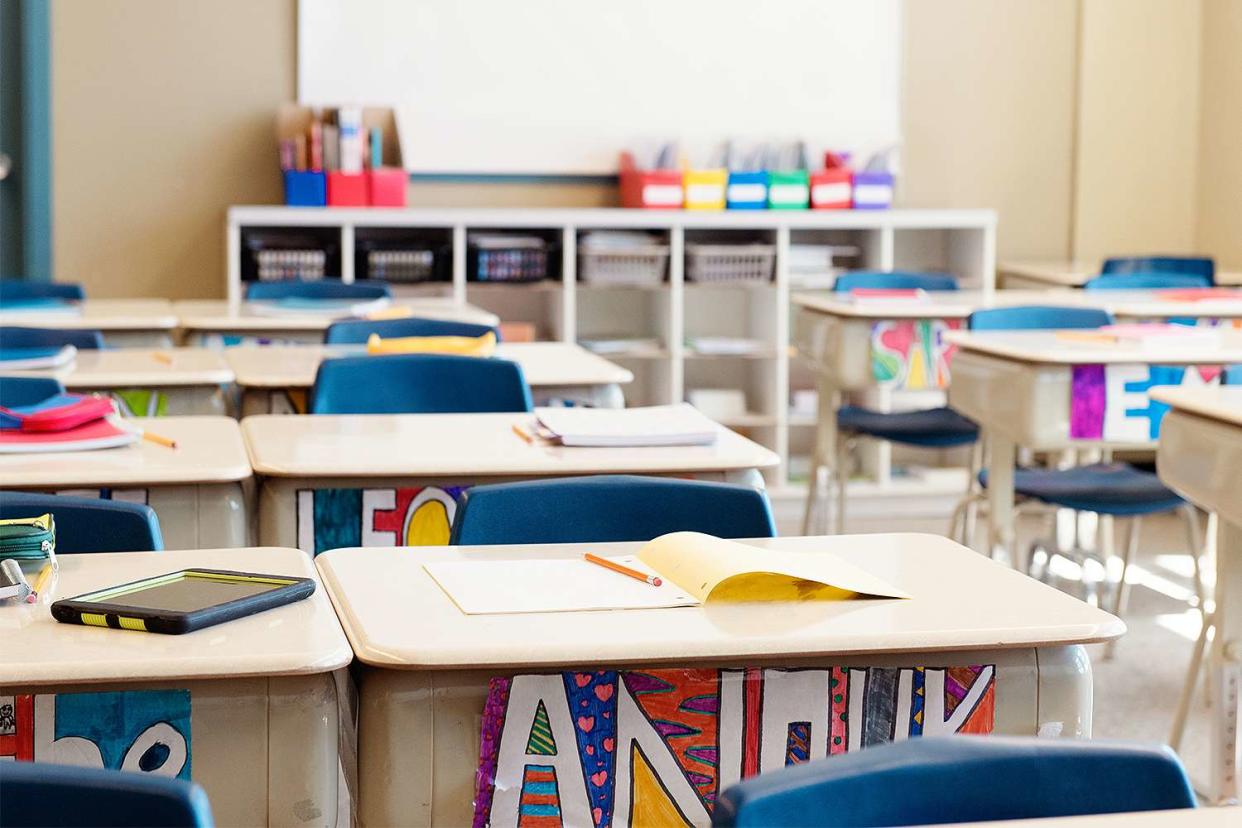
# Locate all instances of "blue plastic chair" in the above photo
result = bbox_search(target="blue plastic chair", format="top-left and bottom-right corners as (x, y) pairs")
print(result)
(0, 761), (214, 827)
(804, 272), (971, 534)
(712, 736), (1195, 827)
(0, 326), (105, 350)
(324, 316), (499, 345)
(0, 279), (86, 302)
(0, 376), (66, 407)
(967, 305), (1113, 331)
(309, 353), (533, 414)
(1084, 272), (1212, 291)
(1102, 255), (1214, 281)
(450, 475), (776, 545)
(0, 492), (164, 553)
(245, 278), (391, 301)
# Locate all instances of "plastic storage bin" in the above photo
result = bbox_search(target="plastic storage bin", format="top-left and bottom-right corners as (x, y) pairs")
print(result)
(327, 172), (369, 206)
(618, 152), (683, 209)
(767, 171), (810, 209)
(685, 243), (776, 284)
(283, 171), (327, 207)
(468, 236), (558, 282)
(367, 168), (407, 207)
(726, 171), (768, 210)
(682, 169), (728, 211)
(579, 244), (669, 286)
(810, 168), (852, 209)
(852, 170), (895, 209)
(356, 241), (449, 283)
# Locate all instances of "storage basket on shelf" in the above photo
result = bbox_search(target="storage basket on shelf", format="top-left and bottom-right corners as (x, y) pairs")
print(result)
(355, 240), (450, 284)
(579, 232), (669, 286)
(467, 234), (558, 283)
(685, 243), (776, 284)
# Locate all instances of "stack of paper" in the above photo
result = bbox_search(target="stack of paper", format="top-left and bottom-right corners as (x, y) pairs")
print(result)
(533, 403), (720, 447)
(425, 532), (909, 615)
(0, 344), (76, 370)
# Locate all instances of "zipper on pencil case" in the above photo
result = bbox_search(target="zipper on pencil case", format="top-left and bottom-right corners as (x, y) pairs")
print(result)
(0, 538), (53, 560)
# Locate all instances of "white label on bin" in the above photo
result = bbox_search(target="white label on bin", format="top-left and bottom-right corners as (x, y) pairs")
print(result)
(642, 184), (683, 206)
(812, 182), (851, 205)
(728, 183), (766, 203)
(854, 184), (894, 206)
(686, 183), (724, 205)
(769, 183), (809, 204)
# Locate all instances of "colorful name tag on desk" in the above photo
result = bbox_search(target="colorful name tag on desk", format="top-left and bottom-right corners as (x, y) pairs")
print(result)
(1071, 363), (1224, 441)
(473, 665), (994, 828)
(870, 319), (961, 390)
(0, 689), (190, 779)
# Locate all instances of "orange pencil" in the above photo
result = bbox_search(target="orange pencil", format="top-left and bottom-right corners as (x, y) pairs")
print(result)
(152, 352), (174, 365)
(512, 422), (535, 444)
(583, 553), (662, 587)
(142, 430), (178, 449)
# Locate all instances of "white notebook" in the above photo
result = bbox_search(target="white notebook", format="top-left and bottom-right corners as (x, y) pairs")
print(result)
(0, 344), (77, 370)
(534, 403), (719, 447)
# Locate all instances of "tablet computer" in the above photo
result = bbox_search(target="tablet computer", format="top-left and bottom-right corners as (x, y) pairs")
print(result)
(51, 569), (316, 635)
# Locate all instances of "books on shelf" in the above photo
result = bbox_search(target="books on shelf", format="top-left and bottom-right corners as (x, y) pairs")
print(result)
(686, 336), (767, 356)
(0, 344), (76, 371)
(424, 532), (908, 615)
(532, 403), (720, 447)
(579, 337), (663, 356)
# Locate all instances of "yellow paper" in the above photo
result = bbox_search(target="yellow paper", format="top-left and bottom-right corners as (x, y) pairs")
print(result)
(637, 532), (909, 603)
(365, 330), (497, 357)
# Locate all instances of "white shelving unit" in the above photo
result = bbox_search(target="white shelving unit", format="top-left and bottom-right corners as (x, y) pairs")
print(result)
(227, 206), (997, 493)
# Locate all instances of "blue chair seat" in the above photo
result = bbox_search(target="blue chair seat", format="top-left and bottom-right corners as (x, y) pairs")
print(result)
(0, 326), (105, 350)
(837, 405), (978, 448)
(980, 463), (1183, 516)
(0, 492), (164, 553)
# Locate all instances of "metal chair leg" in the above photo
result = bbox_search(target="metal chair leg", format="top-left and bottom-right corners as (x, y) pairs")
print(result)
(801, 452), (821, 536)
(1181, 504), (1206, 611)
(833, 433), (851, 535)
(1170, 610), (1214, 753)
(1103, 517), (1141, 660)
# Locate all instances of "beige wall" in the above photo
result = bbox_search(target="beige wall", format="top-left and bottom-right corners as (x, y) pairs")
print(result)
(49, 0), (1238, 298)
(1196, 0), (1242, 269)
(1073, 0), (1203, 262)
(51, 0), (295, 299)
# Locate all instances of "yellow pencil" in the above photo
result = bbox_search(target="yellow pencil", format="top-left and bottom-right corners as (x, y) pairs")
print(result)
(584, 553), (663, 587)
(512, 422), (535, 444)
(31, 563), (54, 596)
(152, 352), (174, 365)
(142, 430), (178, 449)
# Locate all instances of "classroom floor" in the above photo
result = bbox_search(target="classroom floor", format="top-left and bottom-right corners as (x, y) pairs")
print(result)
(773, 503), (1215, 785)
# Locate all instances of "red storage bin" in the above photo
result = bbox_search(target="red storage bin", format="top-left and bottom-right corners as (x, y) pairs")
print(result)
(368, 168), (406, 207)
(618, 152), (683, 209)
(811, 152), (853, 210)
(327, 171), (369, 206)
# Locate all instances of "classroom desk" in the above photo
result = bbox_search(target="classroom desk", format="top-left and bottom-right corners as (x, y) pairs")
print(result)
(0, 416), (250, 549)
(1152, 385), (1242, 804)
(0, 299), (179, 347)
(1000, 259), (1242, 289)
(943, 808), (1234, 828)
(173, 299), (500, 346)
(944, 329), (1242, 567)
(226, 341), (635, 414)
(243, 412), (779, 554)
(315, 534), (1123, 827)
(0, 546), (351, 827)
(5, 347), (234, 415)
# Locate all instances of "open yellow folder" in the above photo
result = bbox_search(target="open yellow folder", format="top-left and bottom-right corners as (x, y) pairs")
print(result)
(424, 532), (909, 616)
(365, 330), (497, 356)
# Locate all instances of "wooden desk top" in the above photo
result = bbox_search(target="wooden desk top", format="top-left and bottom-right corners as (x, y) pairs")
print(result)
(0, 547), (351, 685)
(944, 808), (1233, 828)
(14, 347), (234, 388)
(944, 328), (1242, 365)
(793, 288), (1242, 320)
(225, 341), (633, 389)
(0, 416), (251, 487)
(0, 299), (178, 331)
(243, 412), (779, 478)
(315, 534), (1124, 669)
(1151, 386), (1242, 427)
(174, 299), (500, 331)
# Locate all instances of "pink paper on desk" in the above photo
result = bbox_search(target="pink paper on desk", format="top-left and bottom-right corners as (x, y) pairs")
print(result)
(1156, 288), (1242, 302)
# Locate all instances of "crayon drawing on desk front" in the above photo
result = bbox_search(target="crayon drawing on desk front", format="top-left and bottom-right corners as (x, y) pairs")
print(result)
(474, 665), (994, 827)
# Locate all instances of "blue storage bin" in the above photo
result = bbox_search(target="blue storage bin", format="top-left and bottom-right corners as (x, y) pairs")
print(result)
(726, 171), (768, 210)
(283, 170), (327, 207)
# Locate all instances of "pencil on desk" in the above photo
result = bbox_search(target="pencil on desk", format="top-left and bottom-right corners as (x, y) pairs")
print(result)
(141, 429), (178, 449)
(584, 553), (663, 587)
(152, 352), (174, 365)
(30, 563), (53, 597)
(512, 422), (535, 444)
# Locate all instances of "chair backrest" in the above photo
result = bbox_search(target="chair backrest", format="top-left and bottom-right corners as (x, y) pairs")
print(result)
(712, 736), (1196, 828)
(309, 353), (533, 414)
(1102, 255), (1214, 280)
(0, 761), (214, 828)
(0, 376), (65, 407)
(1084, 272), (1212, 291)
(0, 326), (105, 350)
(324, 316), (499, 345)
(451, 474), (777, 545)
(0, 492), (164, 553)
(0, 279), (86, 301)
(968, 305), (1114, 331)
(833, 271), (959, 292)
(245, 278), (391, 301)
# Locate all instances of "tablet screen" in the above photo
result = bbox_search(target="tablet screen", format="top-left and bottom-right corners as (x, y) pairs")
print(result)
(76, 571), (294, 613)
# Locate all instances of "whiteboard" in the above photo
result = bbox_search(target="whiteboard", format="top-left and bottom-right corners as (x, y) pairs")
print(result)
(298, 0), (902, 176)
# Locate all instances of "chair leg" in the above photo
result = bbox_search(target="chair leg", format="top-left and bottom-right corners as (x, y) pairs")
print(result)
(1181, 504), (1206, 611)
(833, 433), (851, 535)
(1170, 609), (1214, 753)
(1103, 517), (1141, 660)
(800, 452), (821, 536)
